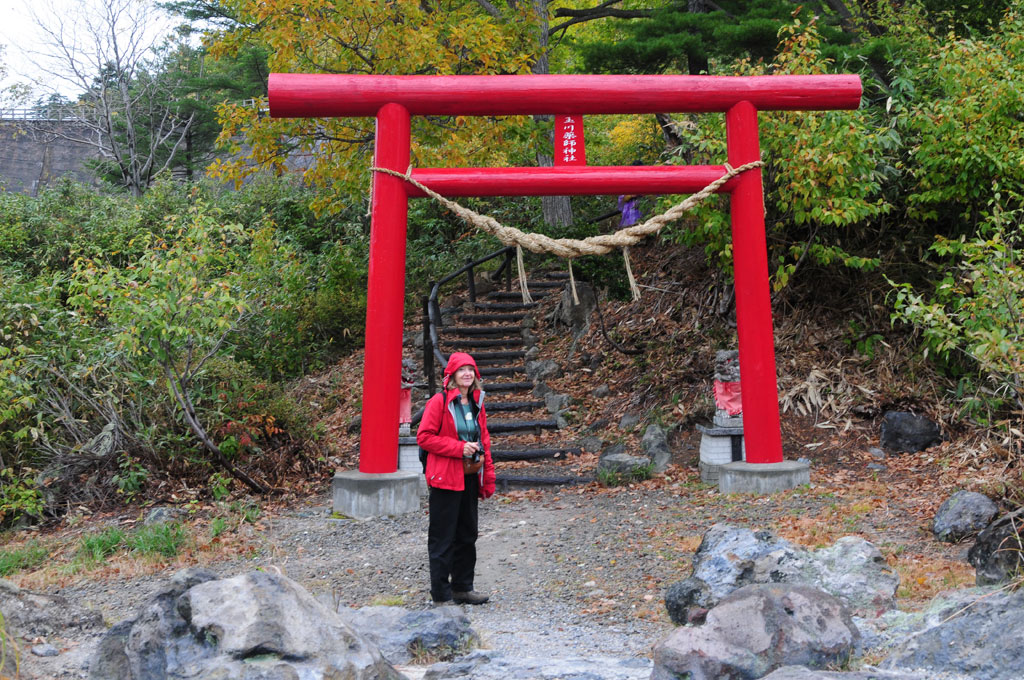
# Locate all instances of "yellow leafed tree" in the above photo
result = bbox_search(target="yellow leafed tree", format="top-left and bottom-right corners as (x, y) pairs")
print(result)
(206, 0), (545, 213)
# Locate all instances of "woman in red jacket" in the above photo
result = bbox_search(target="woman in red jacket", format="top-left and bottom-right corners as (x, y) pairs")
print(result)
(417, 352), (497, 605)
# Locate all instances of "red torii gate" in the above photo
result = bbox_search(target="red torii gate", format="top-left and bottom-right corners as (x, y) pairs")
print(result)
(269, 73), (862, 476)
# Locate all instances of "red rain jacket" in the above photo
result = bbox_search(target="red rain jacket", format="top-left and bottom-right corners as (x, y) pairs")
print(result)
(417, 353), (496, 498)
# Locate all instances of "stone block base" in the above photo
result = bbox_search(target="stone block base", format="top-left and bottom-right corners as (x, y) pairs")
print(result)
(718, 461), (810, 494)
(699, 460), (724, 484)
(697, 424), (745, 466)
(332, 470), (421, 519)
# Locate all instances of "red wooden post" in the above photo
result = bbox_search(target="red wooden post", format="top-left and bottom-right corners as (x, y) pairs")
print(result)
(359, 103), (411, 473)
(726, 101), (783, 464)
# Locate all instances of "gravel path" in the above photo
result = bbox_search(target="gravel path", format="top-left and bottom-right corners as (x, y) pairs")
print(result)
(18, 452), (971, 679)
(24, 486), (679, 678)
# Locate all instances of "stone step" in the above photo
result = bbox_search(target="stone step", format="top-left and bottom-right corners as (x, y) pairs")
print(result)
(487, 419), (559, 434)
(444, 337), (524, 349)
(457, 313), (527, 324)
(451, 325), (522, 337)
(495, 474), (587, 488)
(489, 290), (552, 301)
(473, 302), (538, 311)
(484, 400), (545, 413)
(469, 350), (527, 363)
(479, 365), (525, 377)
(485, 381), (535, 393)
(523, 280), (564, 289)
(491, 447), (581, 461)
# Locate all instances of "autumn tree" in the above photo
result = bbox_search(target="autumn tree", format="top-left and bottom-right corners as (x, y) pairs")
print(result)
(203, 0), (541, 215)
(199, 1), (674, 222)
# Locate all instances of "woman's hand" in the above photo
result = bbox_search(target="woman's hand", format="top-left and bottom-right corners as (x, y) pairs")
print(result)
(462, 441), (480, 457)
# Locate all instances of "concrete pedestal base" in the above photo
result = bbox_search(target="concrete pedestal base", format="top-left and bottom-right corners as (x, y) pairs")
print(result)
(332, 470), (421, 519)
(398, 437), (428, 496)
(718, 460), (810, 494)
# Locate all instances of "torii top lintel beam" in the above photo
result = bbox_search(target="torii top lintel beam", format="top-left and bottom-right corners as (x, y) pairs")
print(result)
(269, 73), (862, 119)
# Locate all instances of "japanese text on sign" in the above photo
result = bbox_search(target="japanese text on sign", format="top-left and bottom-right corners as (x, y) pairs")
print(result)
(554, 115), (586, 166)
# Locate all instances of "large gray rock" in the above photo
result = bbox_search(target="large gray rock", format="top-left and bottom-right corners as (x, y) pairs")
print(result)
(618, 412), (642, 430)
(880, 411), (942, 453)
(932, 491), (999, 543)
(423, 649), (651, 680)
(691, 524), (798, 600)
(967, 508), (1024, 585)
(598, 453), (651, 476)
(691, 525), (899, 617)
(551, 282), (597, 336)
(807, 537), (899, 617)
(641, 424), (672, 473)
(762, 667), (933, 679)
(881, 589), (1024, 680)
(664, 577), (714, 626)
(525, 359), (563, 381)
(90, 568), (400, 680)
(544, 392), (571, 414)
(335, 605), (477, 665)
(651, 584), (859, 680)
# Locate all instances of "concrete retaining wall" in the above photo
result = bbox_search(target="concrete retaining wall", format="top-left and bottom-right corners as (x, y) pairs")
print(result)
(0, 121), (101, 195)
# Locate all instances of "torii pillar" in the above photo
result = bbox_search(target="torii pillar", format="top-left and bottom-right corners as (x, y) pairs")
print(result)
(269, 74), (862, 512)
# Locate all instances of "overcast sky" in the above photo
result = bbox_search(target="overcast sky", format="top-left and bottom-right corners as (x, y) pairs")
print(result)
(0, 0), (176, 101)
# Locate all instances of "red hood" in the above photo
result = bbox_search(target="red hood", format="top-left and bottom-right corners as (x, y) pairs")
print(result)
(442, 352), (480, 390)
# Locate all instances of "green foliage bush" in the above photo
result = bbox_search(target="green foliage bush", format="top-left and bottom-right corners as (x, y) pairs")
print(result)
(657, 17), (888, 286)
(889, 202), (1024, 423)
(0, 177), (364, 523)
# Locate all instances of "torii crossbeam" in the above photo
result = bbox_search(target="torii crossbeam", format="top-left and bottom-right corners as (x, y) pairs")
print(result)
(269, 73), (862, 478)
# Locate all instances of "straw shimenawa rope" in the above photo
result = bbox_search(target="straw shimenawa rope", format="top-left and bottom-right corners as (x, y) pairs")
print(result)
(372, 160), (764, 302)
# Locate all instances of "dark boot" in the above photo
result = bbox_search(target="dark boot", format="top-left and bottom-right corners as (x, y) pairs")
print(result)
(453, 590), (489, 605)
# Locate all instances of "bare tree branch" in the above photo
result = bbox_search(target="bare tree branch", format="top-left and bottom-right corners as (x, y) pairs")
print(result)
(26, 0), (195, 195)
(161, 346), (269, 495)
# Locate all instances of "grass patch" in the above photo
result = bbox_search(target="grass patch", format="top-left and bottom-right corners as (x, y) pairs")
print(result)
(78, 527), (126, 564)
(0, 540), (49, 577)
(210, 517), (228, 538)
(127, 523), (190, 558)
(229, 502), (261, 524)
(891, 554), (975, 605)
(370, 594), (406, 607)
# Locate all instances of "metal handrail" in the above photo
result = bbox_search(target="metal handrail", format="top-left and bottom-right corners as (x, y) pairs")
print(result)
(0, 99), (265, 122)
(423, 245), (516, 394)
(0, 106), (93, 121)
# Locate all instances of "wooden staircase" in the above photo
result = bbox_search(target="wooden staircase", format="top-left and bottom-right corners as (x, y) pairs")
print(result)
(428, 265), (585, 489)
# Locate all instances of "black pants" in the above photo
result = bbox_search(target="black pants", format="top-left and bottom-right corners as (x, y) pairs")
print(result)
(428, 474), (479, 602)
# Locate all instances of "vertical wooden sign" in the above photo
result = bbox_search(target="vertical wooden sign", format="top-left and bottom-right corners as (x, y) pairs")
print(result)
(554, 115), (586, 165)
